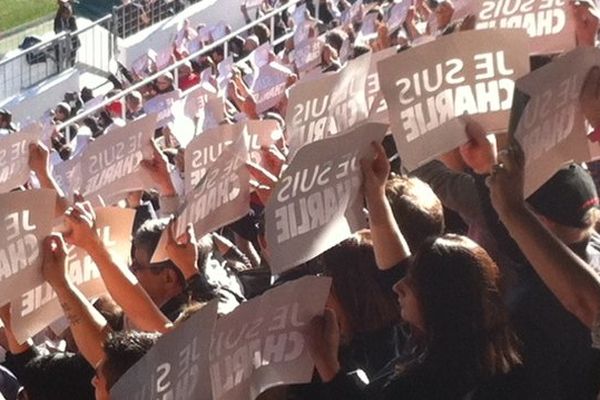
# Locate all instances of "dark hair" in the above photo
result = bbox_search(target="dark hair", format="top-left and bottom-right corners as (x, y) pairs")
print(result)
(20, 352), (95, 400)
(321, 233), (400, 336)
(409, 235), (521, 376)
(325, 30), (345, 53)
(103, 331), (160, 389)
(132, 219), (186, 288)
(385, 176), (445, 251)
(253, 23), (270, 44)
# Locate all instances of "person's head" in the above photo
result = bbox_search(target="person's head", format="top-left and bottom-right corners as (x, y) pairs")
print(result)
(253, 23), (270, 44)
(325, 29), (346, 54)
(179, 61), (193, 79)
(0, 109), (12, 129)
(155, 73), (174, 93)
(93, 331), (160, 400)
(60, 3), (73, 19)
(125, 91), (143, 112)
(243, 35), (260, 55)
(393, 235), (521, 375)
(53, 102), (71, 122)
(385, 176), (445, 252)
(131, 219), (186, 306)
(321, 232), (400, 342)
(527, 164), (599, 243)
(19, 352), (95, 400)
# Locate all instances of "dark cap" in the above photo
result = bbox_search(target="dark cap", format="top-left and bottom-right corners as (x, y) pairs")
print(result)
(527, 164), (599, 228)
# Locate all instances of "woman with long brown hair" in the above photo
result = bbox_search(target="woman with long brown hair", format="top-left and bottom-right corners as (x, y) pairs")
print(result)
(305, 143), (522, 399)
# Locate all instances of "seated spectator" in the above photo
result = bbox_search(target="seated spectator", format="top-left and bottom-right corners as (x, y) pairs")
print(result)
(177, 61), (200, 91)
(125, 91), (145, 120)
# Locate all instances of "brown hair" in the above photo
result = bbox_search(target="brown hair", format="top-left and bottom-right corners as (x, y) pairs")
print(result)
(409, 234), (521, 376)
(385, 176), (444, 252)
(321, 233), (400, 337)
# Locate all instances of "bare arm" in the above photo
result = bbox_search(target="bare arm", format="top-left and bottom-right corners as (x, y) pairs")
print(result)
(63, 203), (172, 333)
(42, 234), (109, 366)
(28, 142), (70, 217)
(488, 143), (600, 328)
(362, 142), (411, 270)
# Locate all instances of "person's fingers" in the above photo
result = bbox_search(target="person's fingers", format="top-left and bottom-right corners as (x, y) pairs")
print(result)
(322, 308), (338, 336)
(80, 201), (96, 220)
(371, 141), (386, 161)
(185, 223), (196, 245)
(465, 119), (487, 142)
(73, 191), (84, 204)
(167, 219), (177, 247)
(48, 233), (67, 259)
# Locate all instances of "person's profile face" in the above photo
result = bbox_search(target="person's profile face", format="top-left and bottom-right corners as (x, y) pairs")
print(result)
(393, 275), (425, 333)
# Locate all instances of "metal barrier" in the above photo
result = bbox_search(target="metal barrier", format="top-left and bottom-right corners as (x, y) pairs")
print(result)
(0, 14), (114, 101)
(111, 0), (205, 39)
(58, 0), (302, 132)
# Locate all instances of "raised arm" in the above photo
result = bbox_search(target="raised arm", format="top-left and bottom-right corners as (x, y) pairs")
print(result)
(28, 141), (70, 216)
(41, 234), (108, 367)
(361, 142), (411, 270)
(63, 203), (171, 333)
(487, 142), (600, 328)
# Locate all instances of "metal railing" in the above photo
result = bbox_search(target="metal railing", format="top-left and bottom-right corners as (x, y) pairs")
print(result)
(58, 0), (302, 132)
(111, 0), (205, 39)
(0, 14), (114, 101)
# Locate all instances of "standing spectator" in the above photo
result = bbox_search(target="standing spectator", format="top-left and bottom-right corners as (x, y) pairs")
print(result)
(54, 0), (80, 69)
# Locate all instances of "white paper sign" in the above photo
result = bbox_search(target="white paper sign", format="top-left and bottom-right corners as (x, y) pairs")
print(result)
(378, 29), (530, 170)
(0, 189), (56, 307)
(111, 301), (218, 400)
(287, 52), (372, 159)
(0, 125), (41, 193)
(476, 0), (576, 55)
(265, 122), (387, 274)
(210, 275), (332, 400)
(144, 90), (183, 129)
(177, 136), (250, 238)
(512, 47), (600, 196)
(79, 114), (157, 203)
(10, 207), (135, 344)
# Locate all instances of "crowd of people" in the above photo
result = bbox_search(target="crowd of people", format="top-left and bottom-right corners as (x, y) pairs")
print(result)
(2, 0), (600, 399)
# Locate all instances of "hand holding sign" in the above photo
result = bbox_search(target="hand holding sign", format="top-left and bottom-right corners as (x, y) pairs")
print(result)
(305, 308), (341, 383)
(166, 222), (199, 280)
(486, 140), (527, 218)
(28, 142), (50, 179)
(459, 120), (498, 175)
(63, 202), (100, 253)
(360, 141), (390, 200)
(41, 235), (69, 292)
(139, 140), (176, 197)
(571, 0), (600, 47)
(580, 66), (600, 129)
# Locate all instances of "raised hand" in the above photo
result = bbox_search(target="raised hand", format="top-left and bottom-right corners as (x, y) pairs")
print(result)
(486, 140), (526, 217)
(361, 141), (390, 199)
(305, 308), (341, 382)
(459, 120), (497, 175)
(139, 139), (176, 196)
(571, 0), (600, 47)
(63, 201), (101, 252)
(581, 66), (600, 130)
(166, 221), (199, 279)
(28, 141), (50, 178)
(41, 234), (70, 291)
